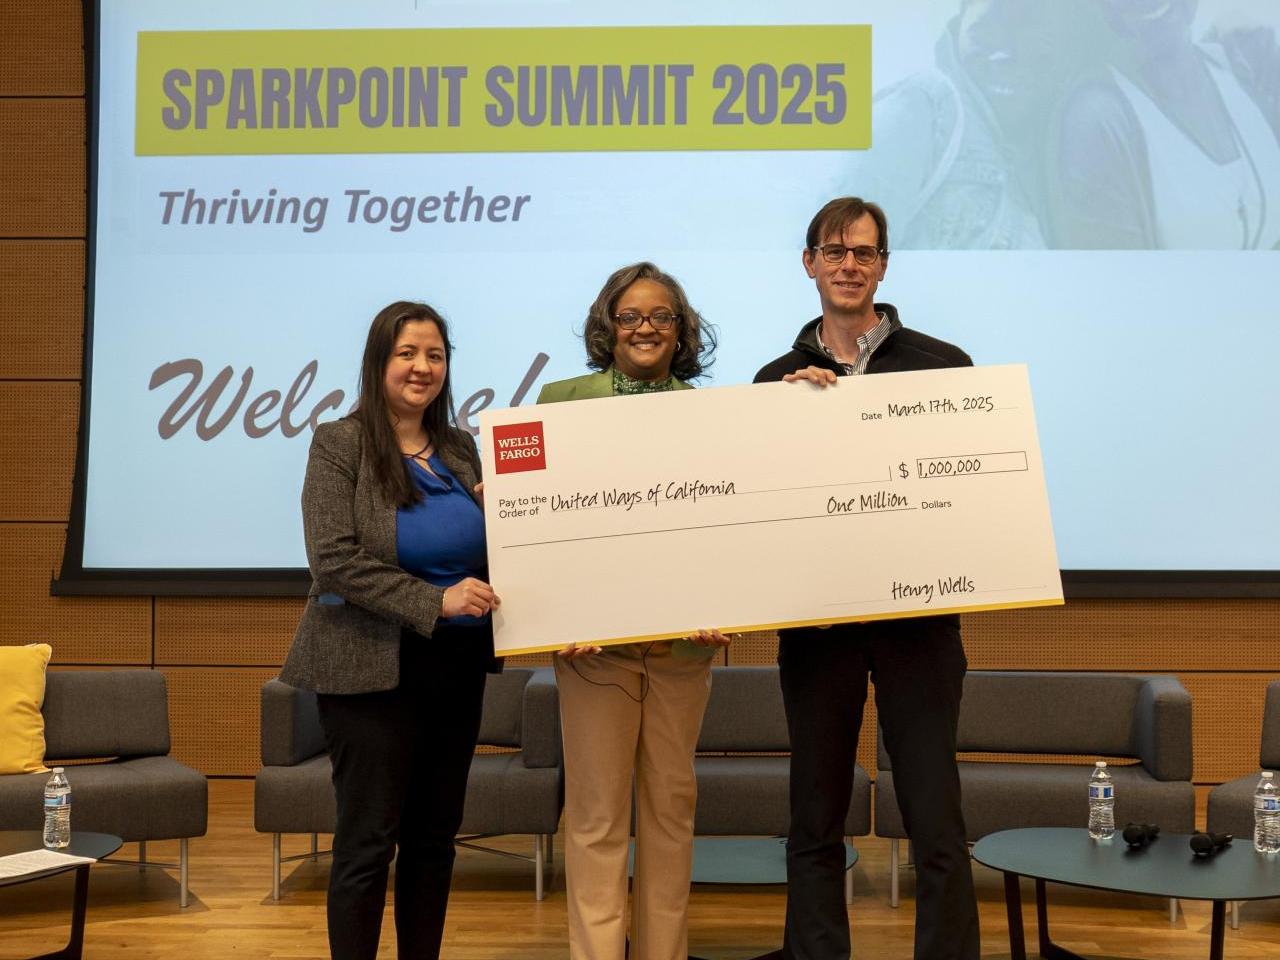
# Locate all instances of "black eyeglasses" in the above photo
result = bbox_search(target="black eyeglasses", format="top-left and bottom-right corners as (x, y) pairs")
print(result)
(814, 243), (883, 265)
(613, 310), (680, 331)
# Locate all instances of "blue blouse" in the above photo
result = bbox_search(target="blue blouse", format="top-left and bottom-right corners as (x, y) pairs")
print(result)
(396, 454), (489, 627)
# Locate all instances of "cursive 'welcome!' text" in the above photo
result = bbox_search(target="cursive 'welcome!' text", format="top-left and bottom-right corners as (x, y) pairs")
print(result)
(148, 354), (549, 440)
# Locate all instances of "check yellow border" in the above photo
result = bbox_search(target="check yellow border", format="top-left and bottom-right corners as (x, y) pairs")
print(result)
(498, 597), (1065, 657)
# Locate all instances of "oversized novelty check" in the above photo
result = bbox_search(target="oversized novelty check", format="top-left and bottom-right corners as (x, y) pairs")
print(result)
(479, 364), (1062, 655)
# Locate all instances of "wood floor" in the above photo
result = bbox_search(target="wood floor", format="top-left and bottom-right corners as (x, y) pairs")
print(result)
(1, 781), (1277, 959)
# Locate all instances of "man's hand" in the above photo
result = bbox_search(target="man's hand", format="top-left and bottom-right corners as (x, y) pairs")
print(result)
(559, 642), (603, 660)
(442, 578), (500, 618)
(781, 366), (838, 387)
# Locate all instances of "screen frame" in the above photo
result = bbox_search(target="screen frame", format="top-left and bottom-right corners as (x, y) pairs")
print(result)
(52, 0), (312, 597)
(50, 0), (1280, 598)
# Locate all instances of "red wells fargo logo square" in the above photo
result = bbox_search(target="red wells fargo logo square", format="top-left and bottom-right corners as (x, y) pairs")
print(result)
(492, 421), (546, 474)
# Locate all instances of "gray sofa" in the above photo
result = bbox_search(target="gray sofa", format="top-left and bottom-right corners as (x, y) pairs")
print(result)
(1207, 679), (1279, 929)
(0, 670), (208, 906)
(694, 665), (872, 900)
(1207, 680), (1280, 838)
(875, 671), (1195, 906)
(255, 667), (563, 900)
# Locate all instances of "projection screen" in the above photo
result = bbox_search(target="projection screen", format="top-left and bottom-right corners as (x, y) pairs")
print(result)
(56, 0), (1280, 595)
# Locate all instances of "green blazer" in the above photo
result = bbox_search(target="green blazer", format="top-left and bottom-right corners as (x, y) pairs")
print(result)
(535, 368), (712, 660)
(535, 369), (692, 404)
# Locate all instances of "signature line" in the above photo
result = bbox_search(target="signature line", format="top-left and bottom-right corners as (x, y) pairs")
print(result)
(502, 507), (918, 549)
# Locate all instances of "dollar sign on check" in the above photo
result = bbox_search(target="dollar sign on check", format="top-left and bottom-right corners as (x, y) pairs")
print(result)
(898, 461), (910, 479)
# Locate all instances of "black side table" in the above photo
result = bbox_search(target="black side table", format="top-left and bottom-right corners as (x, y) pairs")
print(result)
(0, 831), (123, 960)
(973, 827), (1280, 960)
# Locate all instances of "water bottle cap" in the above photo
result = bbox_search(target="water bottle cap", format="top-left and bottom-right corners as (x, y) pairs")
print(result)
(51, 767), (64, 773)
(1264, 771), (1275, 780)
(1096, 761), (1107, 768)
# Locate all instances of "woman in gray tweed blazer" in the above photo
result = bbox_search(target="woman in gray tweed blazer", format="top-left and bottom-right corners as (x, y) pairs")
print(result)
(281, 300), (500, 960)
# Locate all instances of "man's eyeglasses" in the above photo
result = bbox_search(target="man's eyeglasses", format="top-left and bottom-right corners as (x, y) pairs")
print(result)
(614, 310), (680, 331)
(814, 243), (883, 265)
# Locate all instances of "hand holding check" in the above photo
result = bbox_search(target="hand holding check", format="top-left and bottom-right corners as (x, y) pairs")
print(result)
(559, 628), (733, 659)
(781, 365), (839, 386)
(442, 577), (500, 619)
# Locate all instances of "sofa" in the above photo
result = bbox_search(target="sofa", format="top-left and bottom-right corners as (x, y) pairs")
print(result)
(255, 667), (563, 900)
(1207, 679), (1279, 929)
(695, 665), (872, 900)
(0, 669), (208, 907)
(875, 671), (1195, 907)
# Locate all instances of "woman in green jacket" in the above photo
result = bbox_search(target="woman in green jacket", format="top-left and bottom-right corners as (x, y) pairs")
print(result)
(538, 262), (728, 960)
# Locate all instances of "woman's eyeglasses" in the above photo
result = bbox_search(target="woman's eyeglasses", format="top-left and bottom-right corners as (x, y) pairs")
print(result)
(613, 310), (680, 330)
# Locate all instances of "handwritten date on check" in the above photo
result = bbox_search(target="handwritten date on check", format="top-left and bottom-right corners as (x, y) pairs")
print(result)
(479, 364), (1062, 656)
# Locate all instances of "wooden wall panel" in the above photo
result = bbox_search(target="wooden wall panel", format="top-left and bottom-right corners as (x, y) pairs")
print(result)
(717, 603), (1280, 669)
(0, 525), (149, 662)
(155, 597), (304, 665)
(722, 622), (1277, 783)
(725, 630), (780, 666)
(852, 696), (877, 774)
(1184, 673), (1278, 784)
(0, 99), (85, 236)
(505, 652), (555, 668)
(161, 667), (276, 776)
(0, 2), (84, 96)
(0, 382), (78, 521)
(964, 600), (1280, 671)
(0, 240), (84, 379)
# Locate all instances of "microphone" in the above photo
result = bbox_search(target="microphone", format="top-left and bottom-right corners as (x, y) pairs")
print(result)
(1189, 832), (1233, 856)
(1122, 823), (1160, 848)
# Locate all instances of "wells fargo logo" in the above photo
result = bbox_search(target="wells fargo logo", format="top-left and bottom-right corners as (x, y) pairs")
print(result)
(493, 421), (546, 474)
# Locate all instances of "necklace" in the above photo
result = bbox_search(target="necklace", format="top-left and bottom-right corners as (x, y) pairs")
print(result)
(403, 438), (433, 460)
(611, 367), (675, 395)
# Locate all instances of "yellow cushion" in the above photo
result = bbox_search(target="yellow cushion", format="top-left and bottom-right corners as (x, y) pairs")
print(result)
(0, 643), (53, 775)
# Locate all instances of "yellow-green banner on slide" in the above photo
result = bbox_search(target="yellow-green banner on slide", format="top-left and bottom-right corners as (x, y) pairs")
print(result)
(135, 25), (870, 155)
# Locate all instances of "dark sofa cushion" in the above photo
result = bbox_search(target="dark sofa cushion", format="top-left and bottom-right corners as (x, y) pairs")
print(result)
(0, 756), (207, 841)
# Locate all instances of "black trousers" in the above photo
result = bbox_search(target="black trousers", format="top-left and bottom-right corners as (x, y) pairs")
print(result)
(316, 627), (488, 960)
(778, 618), (979, 960)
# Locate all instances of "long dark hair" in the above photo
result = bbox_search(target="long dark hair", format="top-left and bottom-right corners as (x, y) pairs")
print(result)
(581, 262), (716, 381)
(351, 300), (472, 507)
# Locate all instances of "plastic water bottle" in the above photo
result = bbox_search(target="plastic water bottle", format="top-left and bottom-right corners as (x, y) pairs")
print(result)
(43, 767), (71, 848)
(1088, 761), (1115, 840)
(1254, 771), (1280, 854)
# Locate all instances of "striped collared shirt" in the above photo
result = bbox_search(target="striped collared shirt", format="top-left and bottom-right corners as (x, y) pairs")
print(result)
(816, 311), (902, 375)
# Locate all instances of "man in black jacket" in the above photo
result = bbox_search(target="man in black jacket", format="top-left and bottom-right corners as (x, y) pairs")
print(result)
(753, 197), (980, 960)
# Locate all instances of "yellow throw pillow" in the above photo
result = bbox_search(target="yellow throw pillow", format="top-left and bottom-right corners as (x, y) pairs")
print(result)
(0, 643), (53, 775)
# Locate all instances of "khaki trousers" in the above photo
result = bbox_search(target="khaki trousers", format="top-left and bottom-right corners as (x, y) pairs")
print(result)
(555, 643), (712, 960)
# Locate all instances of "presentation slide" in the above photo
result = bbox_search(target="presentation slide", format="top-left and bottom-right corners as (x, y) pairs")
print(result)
(69, 0), (1280, 581)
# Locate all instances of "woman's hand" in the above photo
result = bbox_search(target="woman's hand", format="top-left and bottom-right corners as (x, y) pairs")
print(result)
(473, 481), (485, 505)
(559, 642), (603, 659)
(442, 577), (500, 618)
(687, 628), (733, 648)
(782, 366), (838, 387)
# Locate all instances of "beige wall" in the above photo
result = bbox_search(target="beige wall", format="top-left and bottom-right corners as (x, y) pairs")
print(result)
(1, 3), (1276, 778)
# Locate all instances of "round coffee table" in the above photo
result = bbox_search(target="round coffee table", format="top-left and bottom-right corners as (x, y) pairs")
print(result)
(973, 827), (1280, 960)
(0, 831), (123, 960)
(629, 837), (858, 884)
